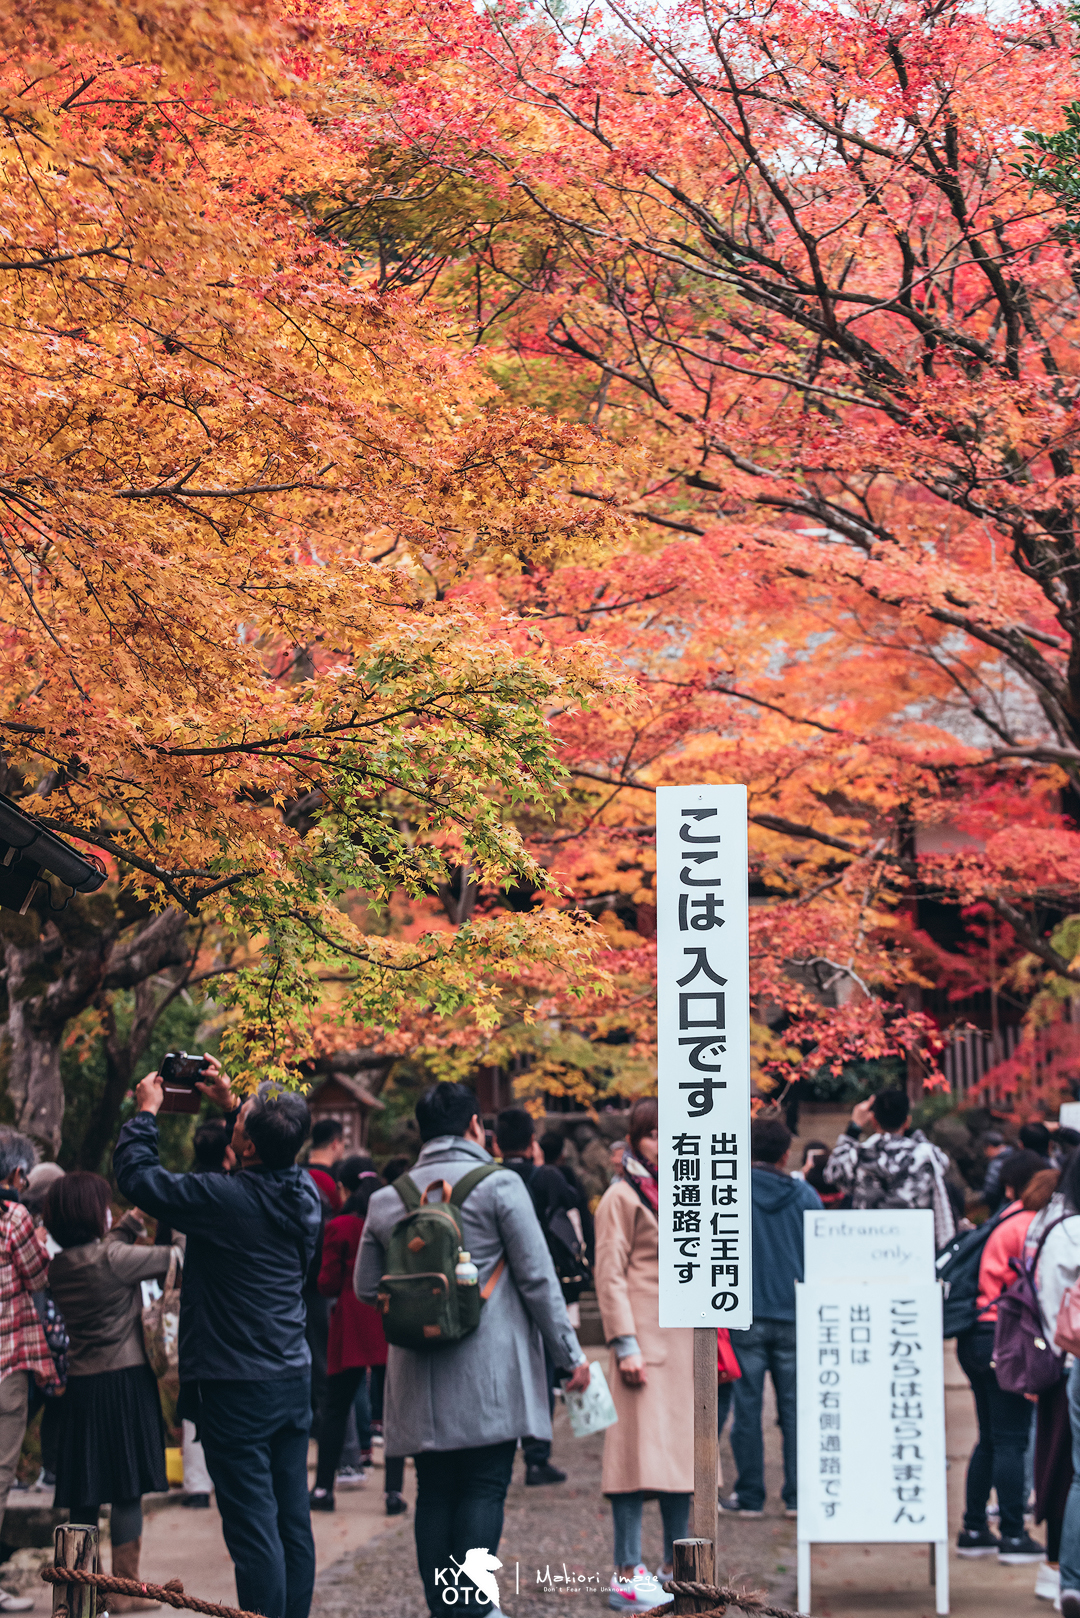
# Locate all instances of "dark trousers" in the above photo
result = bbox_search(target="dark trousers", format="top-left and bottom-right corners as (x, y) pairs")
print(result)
(522, 1347), (557, 1469)
(191, 1376), (315, 1618)
(371, 1364), (386, 1424)
(413, 1441), (516, 1616)
(957, 1324), (1033, 1539)
(729, 1318), (798, 1510)
(318, 1368), (404, 1494)
(316, 1368), (365, 1491)
(303, 1294), (330, 1438)
(27, 1385), (62, 1475)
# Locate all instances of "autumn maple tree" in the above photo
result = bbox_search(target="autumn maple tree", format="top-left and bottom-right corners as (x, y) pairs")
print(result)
(0, 0), (633, 1146)
(282, 0), (1080, 1104)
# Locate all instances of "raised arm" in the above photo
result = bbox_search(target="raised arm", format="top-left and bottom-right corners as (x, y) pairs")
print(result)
(114, 1113), (235, 1235)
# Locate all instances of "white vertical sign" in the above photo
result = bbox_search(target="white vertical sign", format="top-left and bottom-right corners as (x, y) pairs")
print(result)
(657, 784), (752, 1329)
(795, 1282), (947, 1544)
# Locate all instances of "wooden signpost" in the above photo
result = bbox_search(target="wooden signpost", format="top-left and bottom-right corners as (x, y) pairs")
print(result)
(657, 785), (752, 1607)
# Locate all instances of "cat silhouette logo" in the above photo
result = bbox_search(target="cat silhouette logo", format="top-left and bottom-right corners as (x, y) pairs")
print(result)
(459, 1548), (501, 1607)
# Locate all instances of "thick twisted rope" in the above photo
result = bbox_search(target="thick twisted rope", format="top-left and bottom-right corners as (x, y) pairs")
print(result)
(635, 1576), (810, 1618)
(44, 1563), (809, 1618)
(41, 1565), (263, 1618)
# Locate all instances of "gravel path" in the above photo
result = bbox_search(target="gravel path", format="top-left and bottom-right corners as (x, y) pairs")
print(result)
(311, 1386), (798, 1618)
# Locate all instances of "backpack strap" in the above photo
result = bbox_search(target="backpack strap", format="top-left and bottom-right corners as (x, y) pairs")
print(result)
(449, 1163), (506, 1209)
(1031, 1213), (1071, 1272)
(394, 1173), (422, 1212)
(449, 1165), (508, 1300)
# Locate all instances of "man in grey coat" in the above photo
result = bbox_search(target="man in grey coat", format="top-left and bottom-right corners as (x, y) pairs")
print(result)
(355, 1083), (590, 1616)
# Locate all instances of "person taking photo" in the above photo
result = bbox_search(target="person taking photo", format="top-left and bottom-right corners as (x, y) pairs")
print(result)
(113, 1060), (322, 1618)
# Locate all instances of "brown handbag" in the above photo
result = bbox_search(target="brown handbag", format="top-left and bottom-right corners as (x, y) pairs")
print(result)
(142, 1248), (182, 1393)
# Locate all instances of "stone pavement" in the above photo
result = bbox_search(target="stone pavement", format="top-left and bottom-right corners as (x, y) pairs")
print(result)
(0, 1344), (1061, 1618)
(0, 1446), (417, 1616)
(308, 1344), (1062, 1618)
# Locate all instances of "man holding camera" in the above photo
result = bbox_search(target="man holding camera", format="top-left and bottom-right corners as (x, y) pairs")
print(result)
(113, 1058), (322, 1618)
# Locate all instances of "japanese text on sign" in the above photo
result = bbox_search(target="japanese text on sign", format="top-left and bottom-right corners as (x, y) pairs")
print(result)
(796, 1283), (946, 1544)
(657, 785), (751, 1329)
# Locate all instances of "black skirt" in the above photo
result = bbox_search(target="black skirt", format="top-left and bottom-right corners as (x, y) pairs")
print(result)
(53, 1363), (167, 1507)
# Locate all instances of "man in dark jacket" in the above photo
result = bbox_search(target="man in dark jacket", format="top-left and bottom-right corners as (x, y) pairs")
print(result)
(114, 1060), (322, 1618)
(721, 1116), (822, 1519)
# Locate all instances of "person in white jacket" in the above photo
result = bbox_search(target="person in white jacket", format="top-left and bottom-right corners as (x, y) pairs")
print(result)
(1033, 1158), (1080, 1618)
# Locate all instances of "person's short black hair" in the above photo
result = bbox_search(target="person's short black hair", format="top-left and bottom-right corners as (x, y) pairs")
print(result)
(1001, 1148), (1049, 1200)
(1057, 1128), (1080, 1152)
(539, 1130), (565, 1166)
(193, 1118), (230, 1172)
(381, 1155), (412, 1184)
(872, 1089), (910, 1132)
(245, 1093), (311, 1169)
(311, 1117), (344, 1150)
(985, 1130), (1006, 1147)
(801, 1138), (827, 1164)
(751, 1116), (792, 1165)
(1020, 1120), (1051, 1155)
(415, 1083), (481, 1143)
(338, 1154), (375, 1192)
(496, 1107), (536, 1154)
(44, 1172), (111, 1249)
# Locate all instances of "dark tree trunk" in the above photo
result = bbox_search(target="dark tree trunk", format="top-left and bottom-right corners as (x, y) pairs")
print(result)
(0, 896), (188, 1153)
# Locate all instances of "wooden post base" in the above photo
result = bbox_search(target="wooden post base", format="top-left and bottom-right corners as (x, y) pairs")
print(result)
(53, 1524), (98, 1618)
(672, 1537), (715, 1614)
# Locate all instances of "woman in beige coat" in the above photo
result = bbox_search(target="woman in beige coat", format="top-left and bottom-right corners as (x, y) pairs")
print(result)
(595, 1099), (693, 1611)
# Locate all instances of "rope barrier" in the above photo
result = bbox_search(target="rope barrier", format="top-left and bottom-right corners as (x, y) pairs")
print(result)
(43, 1557), (811, 1618)
(41, 1566), (264, 1618)
(635, 1576), (812, 1617)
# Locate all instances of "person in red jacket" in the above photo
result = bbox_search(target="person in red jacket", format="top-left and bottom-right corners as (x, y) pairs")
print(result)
(956, 1148), (1051, 1565)
(309, 1160), (405, 1516)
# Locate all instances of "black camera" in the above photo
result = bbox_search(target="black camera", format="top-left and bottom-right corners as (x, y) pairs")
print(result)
(158, 1052), (208, 1114)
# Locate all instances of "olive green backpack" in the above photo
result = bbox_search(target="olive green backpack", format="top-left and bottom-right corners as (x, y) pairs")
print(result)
(376, 1166), (507, 1351)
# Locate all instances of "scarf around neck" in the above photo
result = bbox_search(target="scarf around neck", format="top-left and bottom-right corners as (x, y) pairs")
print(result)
(621, 1150), (659, 1216)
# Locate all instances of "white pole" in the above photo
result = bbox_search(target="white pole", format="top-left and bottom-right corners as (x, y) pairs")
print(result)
(797, 1540), (811, 1616)
(934, 1539), (949, 1615)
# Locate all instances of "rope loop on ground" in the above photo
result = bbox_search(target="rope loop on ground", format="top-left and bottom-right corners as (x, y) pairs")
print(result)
(41, 1565), (263, 1618)
(639, 1576), (811, 1618)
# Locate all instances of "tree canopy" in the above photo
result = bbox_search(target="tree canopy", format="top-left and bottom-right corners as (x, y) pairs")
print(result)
(0, 0), (627, 1126)
(290, 0), (1080, 1101)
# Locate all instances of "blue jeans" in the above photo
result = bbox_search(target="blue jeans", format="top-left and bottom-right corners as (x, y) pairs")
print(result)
(1059, 1361), (1080, 1597)
(414, 1441), (516, 1616)
(188, 1376), (315, 1618)
(610, 1492), (690, 1569)
(955, 1325), (1033, 1539)
(729, 1318), (797, 1510)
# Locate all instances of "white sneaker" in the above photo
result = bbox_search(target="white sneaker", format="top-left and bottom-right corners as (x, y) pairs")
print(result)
(0, 1593), (34, 1612)
(334, 1465), (366, 1489)
(609, 1567), (672, 1611)
(1037, 1564), (1061, 1601)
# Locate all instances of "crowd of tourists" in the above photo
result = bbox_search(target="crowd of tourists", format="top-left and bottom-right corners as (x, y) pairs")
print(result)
(1, 1075), (1079, 1618)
